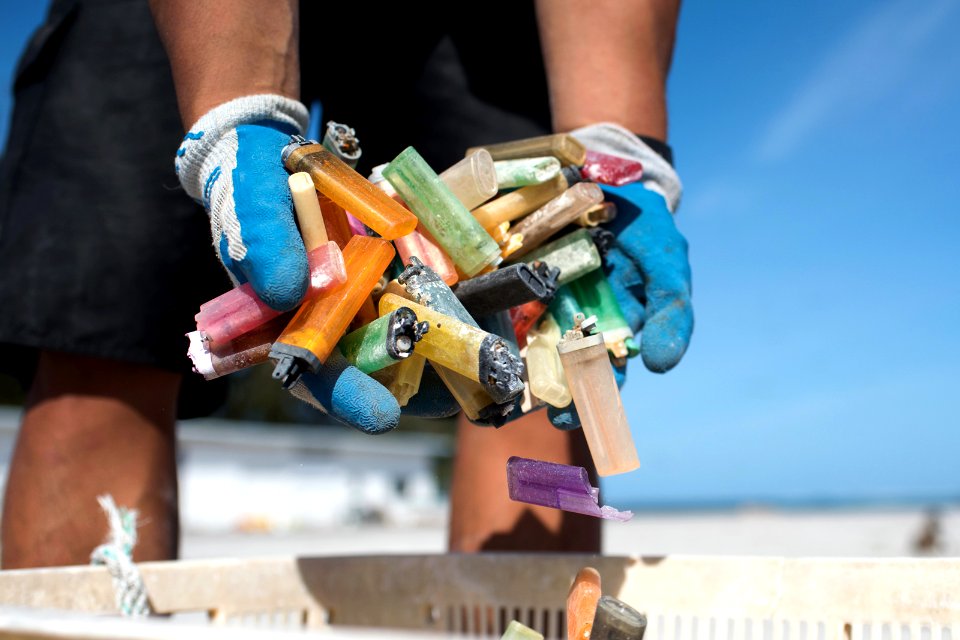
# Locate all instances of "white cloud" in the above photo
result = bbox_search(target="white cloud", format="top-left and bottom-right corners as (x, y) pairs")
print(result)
(755, 0), (958, 161)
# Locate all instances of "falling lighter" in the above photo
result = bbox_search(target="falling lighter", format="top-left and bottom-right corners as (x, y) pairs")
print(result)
(282, 135), (417, 240)
(567, 567), (602, 640)
(471, 166), (581, 232)
(383, 146), (502, 277)
(378, 293), (524, 405)
(590, 596), (648, 640)
(270, 236), (395, 388)
(503, 182), (604, 260)
(466, 133), (587, 166)
(557, 316), (640, 476)
(505, 456), (633, 520)
(338, 307), (428, 374)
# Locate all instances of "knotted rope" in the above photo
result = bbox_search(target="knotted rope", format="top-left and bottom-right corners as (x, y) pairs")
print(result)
(90, 495), (151, 617)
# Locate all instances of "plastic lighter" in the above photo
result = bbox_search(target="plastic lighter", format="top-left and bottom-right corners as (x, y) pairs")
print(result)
(271, 236), (395, 387)
(567, 567), (602, 640)
(504, 182), (604, 260)
(580, 150), (644, 187)
(510, 300), (548, 347)
(392, 258), (516, 424)
(282, 136), (417, 240)
(370, 353), (426, 407)
(383, 146), (501, 277)
(568, 269), (637, 359)
(467, 133), (587, 166)
(338, 307), (427, 374)
(549, 285), (583, 334)
(439, 149), (498, 210)
(321, 121), (361, 168)
(577, 202), (618, 228)
(378, 293), (524, 405)
(493, 156), (561, 189)
(187, 313), (290, 380)
(591, 596), (647, 640)
(506, 456), (633, 520)
(520, 229), (601, 286)
(452, 263), (557, 318)
(369, 164), (460, 287)
(501, 621), (543, 640)
(472, 167), (581, 232)
(557, 316), (639, 476)
(525, 313), (571, 408)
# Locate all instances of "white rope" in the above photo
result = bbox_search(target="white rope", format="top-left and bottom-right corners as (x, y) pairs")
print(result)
(90, 495), (151, 617)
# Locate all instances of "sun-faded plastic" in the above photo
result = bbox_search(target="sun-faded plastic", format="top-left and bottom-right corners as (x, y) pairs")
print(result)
(525, 314), (571, 408)
(284, 143), (417, 240)
(274, 236), (394, 368)
(378, 293), (488, 383)
(466, 133), (586, 166)
(501, 620), (544, 640)
(591, 595), (648, 640)
(195, 242), (346, 347)
(371, 353), (425, 407)
(383, 147), (501, 276)
(288, 172), (329, 250)
(494, 157), (561, 189)
(520, 229), (601, 286)
(505, 182), (604, 260)
(576, 202), (618, 228)
(472, 172), (573, 231)
(557, 330), (639, 476)
(567, 567), (602, 640)
(568, 269), (637, 359)
(439, 149), (498, 210)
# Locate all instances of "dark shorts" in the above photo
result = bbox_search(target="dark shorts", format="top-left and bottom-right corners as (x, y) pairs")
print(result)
(0, 0), (550, 412)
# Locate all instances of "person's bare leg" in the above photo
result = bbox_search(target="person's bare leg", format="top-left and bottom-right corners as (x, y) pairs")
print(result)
(2, 351), (181, 568)
(448, 410), (600, 552)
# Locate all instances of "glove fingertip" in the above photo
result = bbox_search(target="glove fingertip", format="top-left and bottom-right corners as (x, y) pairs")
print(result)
(640, 297), (694, 373)
(240, 248), (309, 312)
(301, 353), (401, 434)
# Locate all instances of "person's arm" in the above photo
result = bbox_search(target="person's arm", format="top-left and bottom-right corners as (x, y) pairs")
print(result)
(534, 0), (680, 140)
(149, 0), (300, 128)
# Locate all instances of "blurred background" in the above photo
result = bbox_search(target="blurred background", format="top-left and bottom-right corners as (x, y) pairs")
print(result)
(0, 0), (957, 558)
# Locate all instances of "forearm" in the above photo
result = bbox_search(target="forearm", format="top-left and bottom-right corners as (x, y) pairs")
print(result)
(535, 0), (680, 140)
(149, 0), (300, 128)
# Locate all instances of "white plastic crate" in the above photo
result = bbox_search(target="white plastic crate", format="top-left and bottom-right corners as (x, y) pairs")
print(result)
(0, 554), (956, 639)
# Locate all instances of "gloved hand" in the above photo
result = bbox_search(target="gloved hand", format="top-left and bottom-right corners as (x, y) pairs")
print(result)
(545, 124), (693, 430)
(571, 122), (693, 373)
(176, 95), (400, 434)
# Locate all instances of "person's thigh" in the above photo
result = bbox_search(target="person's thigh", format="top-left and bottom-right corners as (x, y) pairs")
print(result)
(1, 351), (181, 568)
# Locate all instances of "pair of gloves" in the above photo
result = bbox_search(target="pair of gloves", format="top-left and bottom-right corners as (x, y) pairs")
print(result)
(176, 95), (693, 434)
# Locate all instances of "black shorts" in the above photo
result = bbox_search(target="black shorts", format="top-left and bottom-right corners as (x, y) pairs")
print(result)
(0, 0), (551, 411)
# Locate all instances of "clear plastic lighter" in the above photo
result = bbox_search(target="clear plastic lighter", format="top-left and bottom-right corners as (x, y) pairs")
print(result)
(493, 156), (561, 189)
(370, 353), (426, 407)
(525, 314), (571, 408)
(556, 321), (639, 476)
(504, 182), (604, 260)
(466, 133), (587, 166)
(439, 149), (499, 210)
(471, 167), (580, 232)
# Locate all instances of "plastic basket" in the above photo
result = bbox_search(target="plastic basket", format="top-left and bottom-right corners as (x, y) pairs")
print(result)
(0, 554), (956, 639)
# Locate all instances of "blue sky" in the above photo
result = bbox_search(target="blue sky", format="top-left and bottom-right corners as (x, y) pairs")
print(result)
(1, 1), (958, 506)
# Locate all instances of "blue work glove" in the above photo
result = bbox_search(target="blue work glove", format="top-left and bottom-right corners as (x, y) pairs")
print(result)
(571, 122), (693, 372)
(543, 124), (693, 430)
(176, 95), (400, 434)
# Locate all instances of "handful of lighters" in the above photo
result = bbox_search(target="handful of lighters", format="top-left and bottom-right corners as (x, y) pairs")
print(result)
(187, 123), (645, 481)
